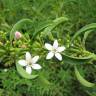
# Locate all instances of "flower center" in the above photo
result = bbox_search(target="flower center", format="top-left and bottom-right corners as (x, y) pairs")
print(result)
(26, 60), (32, 67)
(52, 48), (57, 53)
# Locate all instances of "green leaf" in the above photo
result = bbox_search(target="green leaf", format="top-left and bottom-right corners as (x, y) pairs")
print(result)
(43, 17), (68, 35)
(83, 30), (93, 46)
(39, 75), (51, 85)
(10, 19), (32, 43)
(74, 66), (95, 87)
(32, 17), (68, 40)
(62, 53), (93, 65)
(53, 17), (68, 25)
(71, 23), (96, 43)
(16, 63), (38, 79)
(32, 23), (50, 41)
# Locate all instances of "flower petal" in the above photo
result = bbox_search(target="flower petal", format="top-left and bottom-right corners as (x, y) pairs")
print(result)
(46, 52), (54, 59)
(32, 64), (42, 70)
(55, 53), (62, 61)
(57, 46), (65, 52)
(45, 43), (53, 50)
(53, 40), (58, 49)
(32, 56), (39, 63)
(26, 66), (32, 74)
(18, 60), (27, 66)
(26, 52), (31, 61)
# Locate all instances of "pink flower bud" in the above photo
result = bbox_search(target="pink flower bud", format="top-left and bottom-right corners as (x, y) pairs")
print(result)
(15, 31), (22, 39)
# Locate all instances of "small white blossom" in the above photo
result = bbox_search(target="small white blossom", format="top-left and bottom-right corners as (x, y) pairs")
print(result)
(45, 40), (65, 61)
(18, 52), (42, 74)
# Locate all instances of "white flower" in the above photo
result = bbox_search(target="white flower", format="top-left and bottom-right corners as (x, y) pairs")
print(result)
(18, 52), (42, 74)
(45, 40), (65, 61)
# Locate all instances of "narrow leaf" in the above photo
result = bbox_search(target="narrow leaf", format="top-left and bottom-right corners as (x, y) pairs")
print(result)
(32, 17), (68, 40)
(62, 53), (93, 65)
(74, 66), (95, 87)
(16, 63), (38, 79)
(71, 23), (96, 43)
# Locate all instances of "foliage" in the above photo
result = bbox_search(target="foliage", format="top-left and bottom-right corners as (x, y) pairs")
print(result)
(0, 0), (96, 96)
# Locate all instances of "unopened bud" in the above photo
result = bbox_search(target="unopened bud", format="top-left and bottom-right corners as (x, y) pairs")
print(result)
(15, 31), (22, 39)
